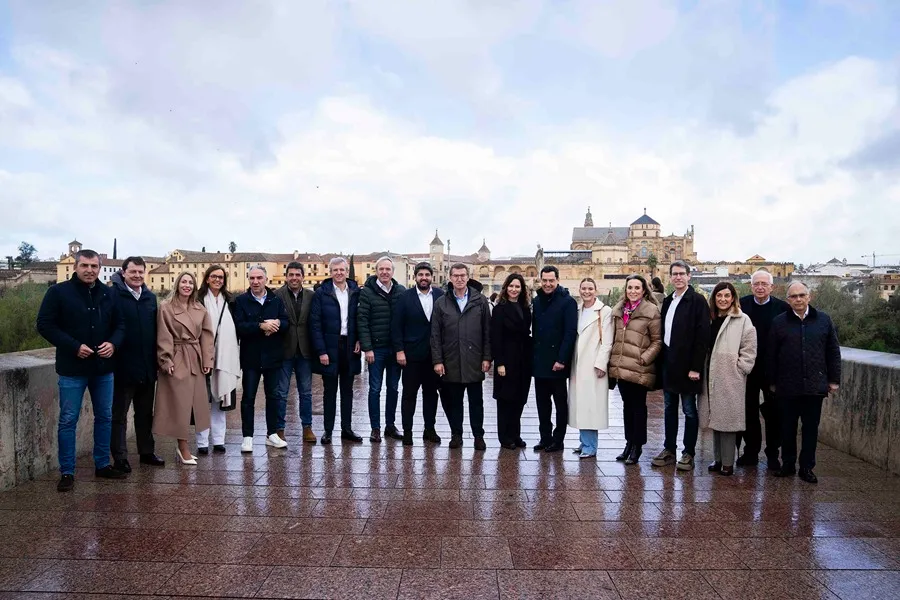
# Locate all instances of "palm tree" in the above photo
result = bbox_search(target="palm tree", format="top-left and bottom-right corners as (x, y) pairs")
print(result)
(228, 241), (237, 253)
(647, 253), (658, 276)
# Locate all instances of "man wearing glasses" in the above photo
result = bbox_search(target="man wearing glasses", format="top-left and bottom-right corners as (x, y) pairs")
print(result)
(736, 270), (789, 470)
(767, 282), (841, 484)
(652, 260), (710, 471)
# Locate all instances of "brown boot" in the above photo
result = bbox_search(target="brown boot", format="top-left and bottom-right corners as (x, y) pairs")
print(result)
(277, 429), (286, 441)
(303, 426), (317, 444)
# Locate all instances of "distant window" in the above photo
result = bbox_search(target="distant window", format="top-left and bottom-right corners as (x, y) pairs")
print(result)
(640, 248), (648, 258)
(642, 231), (646, 237)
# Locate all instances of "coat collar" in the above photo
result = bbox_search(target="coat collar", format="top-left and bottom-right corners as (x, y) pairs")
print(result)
(578, 301), (604, 332)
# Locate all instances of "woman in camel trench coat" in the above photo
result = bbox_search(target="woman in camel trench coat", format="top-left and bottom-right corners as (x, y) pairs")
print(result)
(153, 272), (215, 465)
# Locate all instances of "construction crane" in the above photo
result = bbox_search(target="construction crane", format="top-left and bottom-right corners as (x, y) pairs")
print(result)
(861, 253), (900, 268)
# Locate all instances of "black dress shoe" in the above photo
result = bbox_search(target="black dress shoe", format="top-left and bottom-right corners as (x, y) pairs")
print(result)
(616, 443), (633, 461)
(543, 442), (563, 453)
(213, 445), (227, 454)
(197, 447), (210, 456)
(423, 429), (442, 444)
(341, 430), (363, 443)
(384, 425), (404, 440)
(736, 454), (758, 467)
(720, 466), (734, 476)
(57, 474), (75, 493)
(708, 461), (722, 472)
(114, 459), (132, 473)
(798, 468), (818, 484)
(766, 458), (782, 472)
(501, 442), (518, 450)
(533, 442), (547, 452)
(95, 465), (127, 479)
(773, 467), (796, 478)
(402, 434), (414, 447)
(625, 445), (642, 465)
(321, 433), (333, 445)
(474, 437), (487, 451)
(515, 439), (527, 448)
(449, 435), (463, 449)
(139, 453), (166, 466)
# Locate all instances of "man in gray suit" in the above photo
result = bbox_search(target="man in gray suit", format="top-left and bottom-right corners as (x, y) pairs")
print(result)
(275, 261), (317, 444)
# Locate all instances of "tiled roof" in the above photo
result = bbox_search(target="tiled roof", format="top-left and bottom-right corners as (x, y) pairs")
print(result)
(631, 212), (659, 226)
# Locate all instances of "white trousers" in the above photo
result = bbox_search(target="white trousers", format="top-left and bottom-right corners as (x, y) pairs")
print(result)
(196, 401), (228, 447)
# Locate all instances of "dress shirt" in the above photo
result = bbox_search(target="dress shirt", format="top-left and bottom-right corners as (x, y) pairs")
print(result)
(335, 284), (350, 335)
(664, 289), (685, 347)
(417, 288), (434, 321)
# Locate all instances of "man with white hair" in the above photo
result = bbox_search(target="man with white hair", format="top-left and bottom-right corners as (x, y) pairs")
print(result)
(737, 269), (790, 470)
(768, 281), (841, 484)
(234, 265), (290, 453)
(357, 256), (406, 442)
(310, 256), (364, 444)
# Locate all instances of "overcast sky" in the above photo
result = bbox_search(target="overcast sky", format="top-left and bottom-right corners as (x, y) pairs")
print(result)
(2, 0), (899, 266)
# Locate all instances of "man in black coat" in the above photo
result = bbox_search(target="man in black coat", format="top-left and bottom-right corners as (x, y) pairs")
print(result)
(309, 257), (364, 444)
(393, 262), (446, 446)
(531, 265), (577, 453)
(36, 249), (127, 492)
(234, 266), (289, 453)
(651, 261), (710, 471)
(768, 281), (841, 484)
(736, 270), (790, 469)
(109, 258), (165, 472)
(430, 264), (492, 450)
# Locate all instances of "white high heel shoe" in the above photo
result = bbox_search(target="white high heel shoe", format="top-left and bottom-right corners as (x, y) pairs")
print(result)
(175, 446), (197, 465)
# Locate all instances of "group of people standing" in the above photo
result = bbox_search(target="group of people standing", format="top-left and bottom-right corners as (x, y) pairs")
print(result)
(37, 250), (841, 493)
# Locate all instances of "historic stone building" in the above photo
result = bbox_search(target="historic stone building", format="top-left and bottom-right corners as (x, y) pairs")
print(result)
(570, 207), (697, 265)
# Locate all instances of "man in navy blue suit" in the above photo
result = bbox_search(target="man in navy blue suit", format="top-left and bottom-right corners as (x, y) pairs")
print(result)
(394, 262), (447, 446)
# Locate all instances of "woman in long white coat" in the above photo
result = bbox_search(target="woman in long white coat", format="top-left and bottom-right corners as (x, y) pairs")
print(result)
(569, 278), (615, 458)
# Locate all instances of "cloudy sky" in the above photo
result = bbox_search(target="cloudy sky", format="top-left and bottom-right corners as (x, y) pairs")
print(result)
(2, 0), (899, 266)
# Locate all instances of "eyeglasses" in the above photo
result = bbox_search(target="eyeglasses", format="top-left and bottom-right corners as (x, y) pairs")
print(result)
(751, 282), (772, 287)
(450, 273), (468, 279)
(670, 272), (688, 278)
(208, 275), (224, 281)
(787, 293), (808, 299)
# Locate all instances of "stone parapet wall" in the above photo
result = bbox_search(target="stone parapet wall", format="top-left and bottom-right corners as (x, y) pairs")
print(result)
(818, 348), (900, 475)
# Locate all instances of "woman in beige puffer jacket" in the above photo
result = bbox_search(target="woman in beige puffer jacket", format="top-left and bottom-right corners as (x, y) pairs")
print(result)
(608, 275), (662, 464)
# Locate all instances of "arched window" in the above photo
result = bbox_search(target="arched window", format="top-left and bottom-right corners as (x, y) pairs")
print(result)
(606, 258), (611, 263)
(640, 247), (648, 258)
(643, 231), (646, 237)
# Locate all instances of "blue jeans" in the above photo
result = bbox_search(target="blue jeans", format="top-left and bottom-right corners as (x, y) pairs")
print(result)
(663, 390), (699, 456)
(58, 373), (114, 475)
(278, 356), (313, 429)
(579, 429), (598, 456)
(367, 346), (401, 430)
(241, 367), (281, 437)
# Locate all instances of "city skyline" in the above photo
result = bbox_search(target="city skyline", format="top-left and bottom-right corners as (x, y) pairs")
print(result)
(2, 1), (899, 264)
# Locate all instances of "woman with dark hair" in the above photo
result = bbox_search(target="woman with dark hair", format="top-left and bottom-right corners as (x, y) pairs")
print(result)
(490, 273), (532, 449)
(195, 265), (241, 455)
(154, 272), (214, 465)
(650, 277), (666, 306)
(607, 274), (662, 464)
(699, 281), (757, 476)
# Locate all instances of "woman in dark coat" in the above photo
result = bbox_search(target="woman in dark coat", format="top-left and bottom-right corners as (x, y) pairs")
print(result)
(490, 273), (533, 450)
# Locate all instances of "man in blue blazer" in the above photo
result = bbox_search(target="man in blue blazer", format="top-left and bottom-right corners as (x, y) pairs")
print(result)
(393, 262), (447, 446)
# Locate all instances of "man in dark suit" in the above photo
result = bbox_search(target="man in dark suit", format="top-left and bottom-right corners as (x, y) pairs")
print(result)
(275, 261), (317, 445)
(531, 265), (578, 453)
(393, 262), (446, 446)
(736, 269), (789, 469)
(651, 260), (710, 471)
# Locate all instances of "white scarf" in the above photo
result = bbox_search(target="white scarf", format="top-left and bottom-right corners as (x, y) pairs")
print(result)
(204, 290), (241, 407)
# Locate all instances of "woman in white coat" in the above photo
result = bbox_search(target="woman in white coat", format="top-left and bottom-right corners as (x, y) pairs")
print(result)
(569, 278), (615, 458)
(699, 281), (757, 476)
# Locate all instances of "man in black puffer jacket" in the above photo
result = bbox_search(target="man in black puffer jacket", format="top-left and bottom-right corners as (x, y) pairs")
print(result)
(768, 281), (841, 484)
(110, 258), (165, 472)
(357, 256), (405, 442)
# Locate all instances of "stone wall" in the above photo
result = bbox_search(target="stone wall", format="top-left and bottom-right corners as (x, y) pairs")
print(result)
(0, 349), (135, 490)
(818, 347), (900, 475)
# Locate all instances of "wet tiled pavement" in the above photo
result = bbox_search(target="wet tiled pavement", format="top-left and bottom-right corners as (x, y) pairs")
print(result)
(1, 373), (898, 599)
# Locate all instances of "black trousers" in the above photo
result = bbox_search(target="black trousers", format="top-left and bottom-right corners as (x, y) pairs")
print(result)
(442, 382), (484, 437)
(534, 377), (568, 445)
(736, 375), (780, 460)
(400, 360), (445, 435)
(323, 337), (355, 434)
(617, 379), (648, 446)
(111, 380), (156, 460)
(496, 399), (525, 445)
(778, 395), (824, 471)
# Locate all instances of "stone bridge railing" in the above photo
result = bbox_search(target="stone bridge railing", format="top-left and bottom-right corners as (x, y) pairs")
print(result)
(0, 347), (897, 491)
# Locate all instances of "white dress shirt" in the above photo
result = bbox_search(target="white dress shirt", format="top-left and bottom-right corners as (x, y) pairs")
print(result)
(334, 284), (350, 335)
(377, 280), (392, 294)
(417, 288), (434, 321)
(664, 289), (685, 347)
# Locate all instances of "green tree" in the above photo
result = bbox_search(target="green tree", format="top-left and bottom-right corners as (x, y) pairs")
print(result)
(16, 241), (37, 266)
(646, 253), (658, 276)
(228, 241), (237, 253)
(0, 284), (51, 353)
(606, 287), (622, 305)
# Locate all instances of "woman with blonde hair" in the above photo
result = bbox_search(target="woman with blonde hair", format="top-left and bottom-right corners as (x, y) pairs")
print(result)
(569, 278), (614, 458)
(154, 272), (214, 465)
(699, 281), (757, 476)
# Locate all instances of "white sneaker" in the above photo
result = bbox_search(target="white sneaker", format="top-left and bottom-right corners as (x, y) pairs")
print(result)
(266, 433), (288, 448)
(241, 437), (253, 453)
